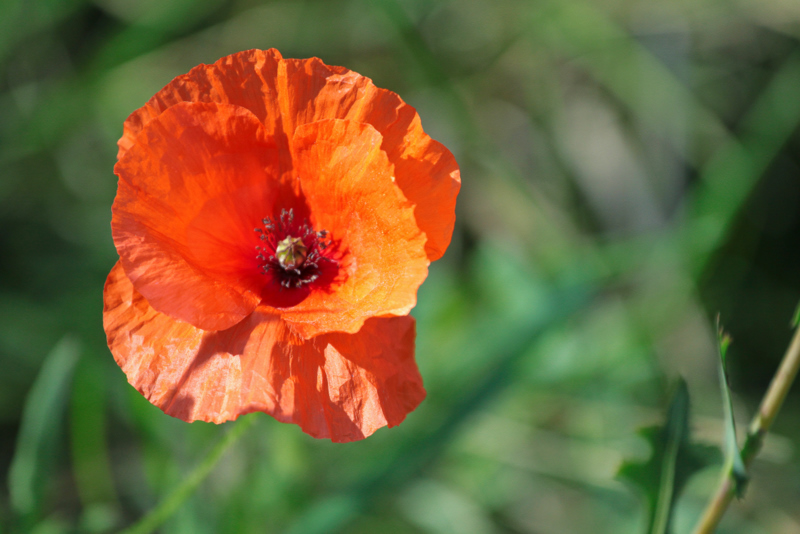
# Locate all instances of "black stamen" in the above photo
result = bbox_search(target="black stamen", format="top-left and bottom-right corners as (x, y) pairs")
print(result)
(254, 208), (336, 289)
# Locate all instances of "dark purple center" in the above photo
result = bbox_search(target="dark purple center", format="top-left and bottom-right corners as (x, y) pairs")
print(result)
(255, 208), (334, 289)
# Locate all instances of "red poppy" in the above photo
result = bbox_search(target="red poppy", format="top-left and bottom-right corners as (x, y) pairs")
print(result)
(103, 49), (460, 442)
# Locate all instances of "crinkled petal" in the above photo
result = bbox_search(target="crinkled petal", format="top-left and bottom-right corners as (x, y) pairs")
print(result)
(271, 119), (428, 339)
(118, 49), (460, 261)
(103, 262), (425, 442)
(373, 107), (460, 261)
(117, 49), (286, 161)
(113, 101), (284, 331)
(280, 57), (461, 261)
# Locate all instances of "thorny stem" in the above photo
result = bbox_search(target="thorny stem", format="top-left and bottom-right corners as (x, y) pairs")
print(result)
(693, 325), (800, 534)
(120, 415), (256, 534)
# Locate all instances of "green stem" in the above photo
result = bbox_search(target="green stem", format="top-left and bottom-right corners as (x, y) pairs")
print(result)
(120, 415), (256, 534)
(693, 325), (800, 534)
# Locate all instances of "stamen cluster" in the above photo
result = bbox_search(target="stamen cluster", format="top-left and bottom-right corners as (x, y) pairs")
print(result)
(255, 208), (333, 288)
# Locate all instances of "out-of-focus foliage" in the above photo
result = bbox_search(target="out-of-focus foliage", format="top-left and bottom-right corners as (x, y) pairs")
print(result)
(618, 379), (719, 534)
(2, 0), (800, 532)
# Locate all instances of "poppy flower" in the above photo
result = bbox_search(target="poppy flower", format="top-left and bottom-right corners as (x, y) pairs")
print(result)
(103, 49), (460, 442)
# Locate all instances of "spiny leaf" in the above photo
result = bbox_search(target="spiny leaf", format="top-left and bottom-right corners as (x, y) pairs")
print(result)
(618, 379), (718, 534)
(716, 317), (749, 497)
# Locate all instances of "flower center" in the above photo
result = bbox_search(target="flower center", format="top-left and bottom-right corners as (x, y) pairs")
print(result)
(255, 209), (334, 289)
(275, 236), (308, 270)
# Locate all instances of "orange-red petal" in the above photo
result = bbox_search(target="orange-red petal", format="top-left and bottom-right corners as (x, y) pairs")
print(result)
(117, 49), (460, 261)
(373, 108), (460, 261)
(279, 57), (461, 261)
(103, 262), (426, 442)
(116, 49), (286, 162)
(268, 119), (428, 339)
(113, 101), (283, 331)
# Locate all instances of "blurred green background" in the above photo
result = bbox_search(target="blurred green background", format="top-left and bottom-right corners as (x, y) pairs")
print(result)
(2, 0), (800, 532)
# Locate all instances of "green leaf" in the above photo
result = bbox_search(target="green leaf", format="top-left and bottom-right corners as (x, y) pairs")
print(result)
(618, 379), (718, 534)
(716, 317), (749, 497)
(8, 336), (81, 518)
(792, 300), (800, 328)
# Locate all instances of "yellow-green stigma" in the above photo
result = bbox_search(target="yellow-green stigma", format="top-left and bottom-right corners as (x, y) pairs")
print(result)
(275, 236), (308, 270)
(255, 208), (333, 289)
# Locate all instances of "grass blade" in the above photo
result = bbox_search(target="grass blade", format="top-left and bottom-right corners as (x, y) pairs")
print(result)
(8, 336), (81, 518)
(120, 415), (255, 534)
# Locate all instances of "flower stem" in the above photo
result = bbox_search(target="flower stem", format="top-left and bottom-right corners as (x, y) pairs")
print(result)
(693, 325), (800, 534)
(120, 415), (256, 534)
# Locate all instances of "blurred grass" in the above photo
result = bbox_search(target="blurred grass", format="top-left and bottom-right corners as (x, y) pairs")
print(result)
(9, 337), (79, 521)
(2, 0), (800, 533)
